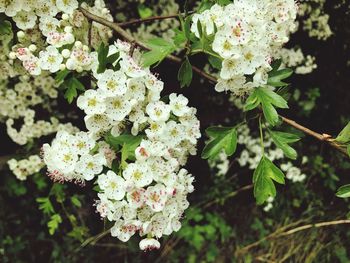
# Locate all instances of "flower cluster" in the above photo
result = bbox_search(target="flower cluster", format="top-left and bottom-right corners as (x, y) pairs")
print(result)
(7, 155), (44, 181)
(6, 0), (113, 75)
(191, 0), (298, 96)
(42, 41), (201, 250)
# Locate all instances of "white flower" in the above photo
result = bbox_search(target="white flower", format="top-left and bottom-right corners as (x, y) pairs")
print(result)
(84, 114), (111, 134)
(111, 219), (141, 242)
(145, 184), (168, 212)
(39, 46), (63, 73)
(97, 69), (127, 97)
(75, 154), (106, 181)
(77, 89), (106, 115)
(39, 16), (60, 36)
(169, 93), (190, 117)
(56, 0), (78, 15)
(13, 11), (37, 30)
(146, 101), (171, 122)
(127, 188), (146, 208)
(139, 238), (161, 251)
(72, 131), (96, 155)
(104, 96), (133, 121)
(0, 0), (22, 17)
(98, 171), (127, 200)
(123, 162), (152, 188)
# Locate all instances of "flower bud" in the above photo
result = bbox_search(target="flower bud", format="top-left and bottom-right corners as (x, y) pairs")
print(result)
(29, 44), (37, 52)
(17, 31), (25, 39)
(61, 49), (71, 58)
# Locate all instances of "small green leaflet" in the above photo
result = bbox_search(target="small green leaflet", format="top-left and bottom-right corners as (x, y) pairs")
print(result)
(245, 87), (289, 126)
(267, 67), (293, 87)
(208, 55), (222, 70)
(0, 19), (11, 35)
(97, 42), (120, 73)
(335, 122), (350, 144)
(71, 195), (82, 208)
(269, 130), (300, 160)
(48, 214), (62, 235)
(336, 184), (350, 198)
(105, 133), (144, 167)
(202, 126), (237, 160)
(36, 197), (55, 215)
(63, 77), (85, 104)
(347, 145), (350, 157)
(178, 57), (193, 88)
(137, 3), (153, 18)
(55, 69), (70, 84)
(142, 38), (176, 67)
(253, 156), (285, 205)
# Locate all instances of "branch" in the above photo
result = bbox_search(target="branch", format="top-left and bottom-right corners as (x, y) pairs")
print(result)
(80, 8), (348, 157)
(237, 219), (350, 254)
(280, 115), (349, 157)
(79, 7), (217, 83)
(117, 12), (194, 27)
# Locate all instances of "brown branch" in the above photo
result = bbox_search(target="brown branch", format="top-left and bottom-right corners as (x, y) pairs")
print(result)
(79, 7), (217, 83)
(280, 115), (349, 157)
(117, 12), (194, 27)
(237, 219), (350, 254)
(80, 7), (348, 157)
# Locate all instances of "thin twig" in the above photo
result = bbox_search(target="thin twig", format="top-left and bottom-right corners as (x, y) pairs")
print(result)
(79, 7), (348, 157)
(79, 7), (217, 83)
(117, 12), (193, 27)
(280, 115), (348, 157)
(237, 219), (350, 254)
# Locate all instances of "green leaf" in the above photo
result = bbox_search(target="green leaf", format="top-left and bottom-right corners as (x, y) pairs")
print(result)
(106, 52), (120, 65)
(248, 87), (289, 126)
(97, 42), (109, 73)
(253, 156), (285, 205)
(178, 57), (193, 88)
(63, 77), (85, 103)
(202, 127), (237, 160)
(142, 38), (176, 67)
(71, 195), (82, 208)
(269, 130), (300, 160)
(55, 69), (70, 83)
(137, 3), (153, 18)
(336, 184), (350, 198)
(105, 133), (143, 165)
(335, 122), (350, 144)
(347, 145), (350, 157)
(0, 19), (12, 35)
(48, 214), (62, 235)
(36, 197), (55, 215)
(267, 68), (293, 87)
(197, 0), (214, 13)
(208, 55), (222, 70)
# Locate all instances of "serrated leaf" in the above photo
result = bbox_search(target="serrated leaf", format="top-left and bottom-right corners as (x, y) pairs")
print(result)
(64, 86), (77, 104)
(202, 127), (237, 159)
(97, 42), (109, 73)
(253, 87), (289, 126)
(336, 184), (350, 198)
(335, 122), (350, 144)
(36, 197), (55, 215)
(267, 68), (293, 87)
(178, 57), (193, 88)
(269, 130), (300, 160)
(253, 156), (285, 205)
(142, 38), (176, 67)
(55, 69), (70, 83)
(48, 214), (62, 235)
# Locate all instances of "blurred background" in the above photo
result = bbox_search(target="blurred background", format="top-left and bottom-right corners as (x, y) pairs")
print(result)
(1, 0), (350, 262)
